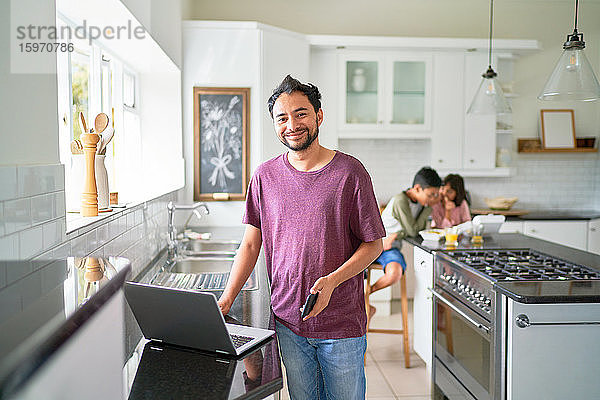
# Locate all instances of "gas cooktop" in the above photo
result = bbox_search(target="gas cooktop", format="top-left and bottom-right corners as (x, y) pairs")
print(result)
(445, 249), (600, 282)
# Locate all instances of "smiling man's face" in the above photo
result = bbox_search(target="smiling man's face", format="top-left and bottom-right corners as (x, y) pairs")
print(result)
(272, 91), (323, 152)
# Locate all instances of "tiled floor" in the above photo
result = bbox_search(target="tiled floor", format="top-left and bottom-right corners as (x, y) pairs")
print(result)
(279, 300), (431, 400)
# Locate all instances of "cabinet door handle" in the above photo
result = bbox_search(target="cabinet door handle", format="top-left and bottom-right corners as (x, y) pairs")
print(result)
(420, 260), (426, 267)
(438, 159), (443, 163)
(469, 159), (475, 163)
(530, 229), (537, 233)
(591, 228), (597, 232)
(516, 314), (600, 329)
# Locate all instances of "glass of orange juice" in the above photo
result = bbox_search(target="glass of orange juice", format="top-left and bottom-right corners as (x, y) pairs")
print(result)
(445, 228), (458, 246)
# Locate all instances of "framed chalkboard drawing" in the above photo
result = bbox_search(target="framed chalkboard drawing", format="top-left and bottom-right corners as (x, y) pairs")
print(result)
(193, 87), (250, 201)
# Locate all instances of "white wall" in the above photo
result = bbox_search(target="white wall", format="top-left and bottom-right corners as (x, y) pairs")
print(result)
(180, 23), (262, 225)
(121, 0), (183, 68)
(0, 0), (60, 166)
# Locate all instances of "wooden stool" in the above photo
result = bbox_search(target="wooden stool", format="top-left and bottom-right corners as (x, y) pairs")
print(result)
(365, 263), (410, 368)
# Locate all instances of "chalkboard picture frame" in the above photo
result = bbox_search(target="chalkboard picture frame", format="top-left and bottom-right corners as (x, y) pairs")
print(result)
(540, 109), (576, 149)
(193, 87), (250, 201)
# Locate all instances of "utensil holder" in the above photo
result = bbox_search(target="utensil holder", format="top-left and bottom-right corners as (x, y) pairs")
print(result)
(67, 155), (110, 212)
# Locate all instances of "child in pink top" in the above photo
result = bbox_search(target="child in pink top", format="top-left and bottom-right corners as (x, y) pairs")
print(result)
(431, 174), (471, 228)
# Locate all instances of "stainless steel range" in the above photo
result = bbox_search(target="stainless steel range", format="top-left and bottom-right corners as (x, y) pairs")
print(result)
(431, 249), (600, 400)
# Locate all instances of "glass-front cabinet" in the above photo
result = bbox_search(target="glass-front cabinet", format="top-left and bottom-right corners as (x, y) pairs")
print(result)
(339, 52), (432, 137)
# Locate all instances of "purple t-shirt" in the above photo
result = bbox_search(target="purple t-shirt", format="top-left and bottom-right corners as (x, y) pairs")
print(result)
(243, 151), (385, 339)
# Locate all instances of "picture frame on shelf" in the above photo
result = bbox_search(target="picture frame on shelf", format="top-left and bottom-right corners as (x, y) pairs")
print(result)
(540, 109), (576, 149)
(193, 87), (250, 201)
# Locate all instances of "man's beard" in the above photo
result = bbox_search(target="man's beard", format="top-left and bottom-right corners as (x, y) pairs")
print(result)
(280, 123), (319, 151)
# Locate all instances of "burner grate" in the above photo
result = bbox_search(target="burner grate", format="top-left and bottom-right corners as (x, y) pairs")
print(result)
(446, 249), (600, 282)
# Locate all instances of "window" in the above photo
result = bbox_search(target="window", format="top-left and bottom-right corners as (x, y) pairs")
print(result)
(56, 15), (139, 213)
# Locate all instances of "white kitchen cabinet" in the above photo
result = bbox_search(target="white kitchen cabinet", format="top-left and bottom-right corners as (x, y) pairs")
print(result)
(498, 221), (524, 234)
(432, 52), (497, 172)
(413, 245), (433, 372)
(338, 51), (432, 137)
(587, 219), (600, 255)
(523, 220), (588, 251)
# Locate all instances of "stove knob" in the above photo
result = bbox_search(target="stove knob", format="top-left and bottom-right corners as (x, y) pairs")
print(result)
(485, 298), (491, 306)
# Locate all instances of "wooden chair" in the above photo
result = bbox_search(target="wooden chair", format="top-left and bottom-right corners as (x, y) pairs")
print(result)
(365, 263), (410, 368)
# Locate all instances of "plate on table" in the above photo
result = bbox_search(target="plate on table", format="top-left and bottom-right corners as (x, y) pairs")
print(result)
(419, 229), (445, 241)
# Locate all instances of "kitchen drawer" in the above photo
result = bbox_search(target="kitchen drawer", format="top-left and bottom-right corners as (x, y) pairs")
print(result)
(523, 220), (588, 251)
(498, 221), (523, 234)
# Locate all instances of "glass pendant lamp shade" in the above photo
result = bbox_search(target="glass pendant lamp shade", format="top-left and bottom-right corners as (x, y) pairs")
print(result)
(467, 0), (511, 114)
(538, 42), (600, 101)
(539, 0), (600, 102)
(468, 67), (512, 114)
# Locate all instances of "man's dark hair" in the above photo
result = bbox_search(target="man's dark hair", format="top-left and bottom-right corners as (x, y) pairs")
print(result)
(267, 75), (322, 117)
(443, 174), (467, 206)
(412, 167), (442, 189)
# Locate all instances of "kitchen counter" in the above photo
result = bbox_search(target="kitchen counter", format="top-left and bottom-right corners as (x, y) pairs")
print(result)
(404, 233), (600, 304)
(475, 209), (600, 221)
(126, 225), (283, 400)
(0, 256), (132, 398)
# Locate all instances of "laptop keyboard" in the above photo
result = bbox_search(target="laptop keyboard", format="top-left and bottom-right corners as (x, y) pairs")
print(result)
(230, 334), (254, 349)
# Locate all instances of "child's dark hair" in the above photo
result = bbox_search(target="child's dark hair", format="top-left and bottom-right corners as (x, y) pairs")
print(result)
(413, 167), (442, 189)
(444, 174), (467, 206)
(267, 75), (322, 117)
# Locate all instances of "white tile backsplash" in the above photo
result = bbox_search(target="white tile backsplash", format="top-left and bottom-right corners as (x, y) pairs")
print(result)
(0, 203), (4, 237)
(0, 162), (175, 301)
(0, 167), (18, 202)
(19, 226), (44, 259)
(31, 193), (55, 226)
(0, 234), (19, 260)
(4, 198), (31, 234)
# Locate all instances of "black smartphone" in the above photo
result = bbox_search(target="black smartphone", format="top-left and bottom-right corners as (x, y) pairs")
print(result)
(301, 292), (318, 319)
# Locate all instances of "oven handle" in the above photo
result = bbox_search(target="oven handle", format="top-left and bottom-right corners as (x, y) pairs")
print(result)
(515, 314), (600, 329)
(428, 288), (490, 335)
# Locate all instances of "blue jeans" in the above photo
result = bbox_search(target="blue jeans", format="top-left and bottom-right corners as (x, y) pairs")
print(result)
(275, 320), (367, 400)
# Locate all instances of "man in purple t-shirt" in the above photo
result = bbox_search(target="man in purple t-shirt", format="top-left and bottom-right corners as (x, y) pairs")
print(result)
(218, 75), (384, 400)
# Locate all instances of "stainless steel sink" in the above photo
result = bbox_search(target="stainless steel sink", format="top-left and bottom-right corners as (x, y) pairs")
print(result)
(170, 257), (235, 274)
(148, 256), (257, 291)
(181, 240), (240, 253)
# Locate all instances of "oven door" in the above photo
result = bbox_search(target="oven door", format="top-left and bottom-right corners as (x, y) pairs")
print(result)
(431, 287), (493, 400)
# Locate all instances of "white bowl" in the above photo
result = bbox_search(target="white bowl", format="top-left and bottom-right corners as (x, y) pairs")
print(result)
(419, 229), (445, 241)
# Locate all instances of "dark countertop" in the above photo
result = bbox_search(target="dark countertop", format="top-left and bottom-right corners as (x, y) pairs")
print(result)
(404, 233), (600, 304)
(126, 225), (282, 400)
(0, 256), (131, 398)
(492, 209), (600, 221)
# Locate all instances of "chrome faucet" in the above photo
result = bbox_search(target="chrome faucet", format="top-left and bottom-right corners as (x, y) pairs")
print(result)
(167, 201), (210, 259)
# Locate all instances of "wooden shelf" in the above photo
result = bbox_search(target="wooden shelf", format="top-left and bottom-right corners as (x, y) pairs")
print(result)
(517, 138), (597, 153)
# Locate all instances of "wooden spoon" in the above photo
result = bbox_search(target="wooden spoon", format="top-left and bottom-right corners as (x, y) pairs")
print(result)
(94, 113), (109, 133)
(79, 112), (88, 133)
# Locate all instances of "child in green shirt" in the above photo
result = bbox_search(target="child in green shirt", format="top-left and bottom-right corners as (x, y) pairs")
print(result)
(368, 167), (442, 319)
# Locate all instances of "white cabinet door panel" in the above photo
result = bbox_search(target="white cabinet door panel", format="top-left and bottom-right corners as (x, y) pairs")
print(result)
(523, 220), (588, 251)
(588, 219), (600, 255)
(413, 245), (433, 368)
(431, 53), (463, 170)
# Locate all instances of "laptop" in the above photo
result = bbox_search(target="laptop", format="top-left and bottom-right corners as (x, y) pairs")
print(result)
(124, 281), (275, 356)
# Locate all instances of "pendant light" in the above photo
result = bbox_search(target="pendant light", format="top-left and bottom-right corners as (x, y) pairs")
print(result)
(538, 0), (600, 101)
(467, 0), (511, 115)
